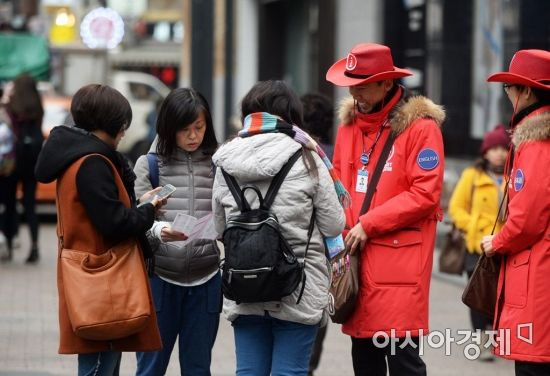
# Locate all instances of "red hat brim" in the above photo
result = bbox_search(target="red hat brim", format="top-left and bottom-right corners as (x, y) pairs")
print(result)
(487, 72), (550, 90)
(326, 58), (413, 87)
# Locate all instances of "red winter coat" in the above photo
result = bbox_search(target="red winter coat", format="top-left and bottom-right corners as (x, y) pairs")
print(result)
(492, 106), (550, 362)
(333, 95), (445, 338)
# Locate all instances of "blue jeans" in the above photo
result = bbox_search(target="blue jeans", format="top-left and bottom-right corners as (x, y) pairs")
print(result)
(78, 351), (121, 376)
(232, 313), (319, 376)
(136, 272), (221, 375)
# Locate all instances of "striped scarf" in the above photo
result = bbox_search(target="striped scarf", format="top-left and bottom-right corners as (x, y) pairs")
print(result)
(239, 112), (351, 208)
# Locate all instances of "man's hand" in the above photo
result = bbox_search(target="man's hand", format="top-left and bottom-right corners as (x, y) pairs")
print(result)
(160, 226), (188, 242)
(345, 223), (368, 255)
(481, 235), (496, 257)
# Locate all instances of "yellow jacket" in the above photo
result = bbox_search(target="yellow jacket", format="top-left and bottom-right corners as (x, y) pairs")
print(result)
(448, 167), (504, 254)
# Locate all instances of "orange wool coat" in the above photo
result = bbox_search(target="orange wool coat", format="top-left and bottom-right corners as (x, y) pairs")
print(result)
(56, 155), (162, 354)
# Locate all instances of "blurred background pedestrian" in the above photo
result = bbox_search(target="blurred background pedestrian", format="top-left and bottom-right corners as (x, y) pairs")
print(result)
(0, 74), (43, 263)
(448, 124), (510, 360)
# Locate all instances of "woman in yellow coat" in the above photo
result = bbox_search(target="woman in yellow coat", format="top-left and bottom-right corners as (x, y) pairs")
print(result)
(448, 125), (509, 358)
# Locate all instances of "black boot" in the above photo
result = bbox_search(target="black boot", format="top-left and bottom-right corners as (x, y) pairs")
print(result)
(25, 247), (39, 264)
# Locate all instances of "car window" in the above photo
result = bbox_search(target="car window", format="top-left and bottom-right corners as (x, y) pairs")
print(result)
(128, 82), (162, 102)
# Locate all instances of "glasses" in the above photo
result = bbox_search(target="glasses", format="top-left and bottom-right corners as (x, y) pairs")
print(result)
(503, 83), (516, 92)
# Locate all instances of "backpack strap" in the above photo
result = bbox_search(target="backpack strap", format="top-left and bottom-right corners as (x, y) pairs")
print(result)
(221, 169), (250, 212)
(146, 153), (160, 188)
(264, 149), (302, 209)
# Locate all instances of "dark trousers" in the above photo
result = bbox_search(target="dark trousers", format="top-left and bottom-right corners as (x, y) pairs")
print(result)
(18, 171), (39, 244)
(0, 173), (18, 249)
(351, 337), (426, 376)
(515, 361), (550, 376)
(308, 323), (327, 373)
(136, 273), (221, 376)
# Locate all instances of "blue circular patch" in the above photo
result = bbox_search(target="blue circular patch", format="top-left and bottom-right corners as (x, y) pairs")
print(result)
(514, 169), (525, 192)
(417, 148), (439, 170)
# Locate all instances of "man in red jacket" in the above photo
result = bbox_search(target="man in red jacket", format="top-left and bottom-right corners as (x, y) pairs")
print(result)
(326, 43), (445, 375)
(481, 49), (550, 376)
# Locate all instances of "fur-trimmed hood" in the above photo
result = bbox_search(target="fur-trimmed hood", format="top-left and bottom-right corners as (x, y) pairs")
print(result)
(338, 95), (445, 134)
(512, 111), (550, 148)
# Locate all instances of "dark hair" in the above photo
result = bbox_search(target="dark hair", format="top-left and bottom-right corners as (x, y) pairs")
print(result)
(530, 86), (550, 104)
(241, 80), (304, 128)
(71, 84), (132, 138)
(156, 88), (217, 158)
(301, 93), (334, 144)
(7, 74), (43, 126)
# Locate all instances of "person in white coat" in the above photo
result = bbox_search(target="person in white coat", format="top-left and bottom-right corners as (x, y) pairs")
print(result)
(212, 80), (346, 376)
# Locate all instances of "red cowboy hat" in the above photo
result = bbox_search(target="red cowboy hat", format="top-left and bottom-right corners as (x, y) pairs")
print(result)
(487, 49), (550, 90)
(326, 43), (412, 87)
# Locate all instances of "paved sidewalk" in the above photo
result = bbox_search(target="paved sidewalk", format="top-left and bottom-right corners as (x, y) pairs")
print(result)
(0, 224), (514, 375)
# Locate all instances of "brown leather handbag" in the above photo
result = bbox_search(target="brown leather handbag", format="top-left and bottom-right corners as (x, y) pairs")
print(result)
(461, 253), (501, 320)
(58, 154), (152, 341)
(461, 179), (508, 321)
(328, 249), (359, 323)
(328, 131), (396, 324)
(439, 225), (467, 275)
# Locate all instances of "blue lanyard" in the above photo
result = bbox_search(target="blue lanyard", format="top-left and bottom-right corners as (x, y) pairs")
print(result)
(360, 121), (387, 166)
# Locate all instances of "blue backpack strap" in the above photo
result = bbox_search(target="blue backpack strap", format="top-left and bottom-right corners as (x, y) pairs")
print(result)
(146, 153), (159, 188)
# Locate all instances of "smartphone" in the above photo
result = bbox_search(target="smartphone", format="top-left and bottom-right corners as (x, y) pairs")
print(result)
(138, 184), (177, 207)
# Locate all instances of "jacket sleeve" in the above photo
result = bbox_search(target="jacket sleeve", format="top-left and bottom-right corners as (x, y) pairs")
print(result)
(448, 168), (475, 232)
(212, 168), (227, 235)
(76, 156), (155, 242)
(360, 119), (444, 237)
(492, 143), (550, 254)
(312, 153), (346, 237)
(133, 155), (153, 200)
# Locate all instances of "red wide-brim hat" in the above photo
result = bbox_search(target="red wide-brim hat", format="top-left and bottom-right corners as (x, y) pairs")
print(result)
(487, 49), (550, 90)
(326, 43), (412, 87)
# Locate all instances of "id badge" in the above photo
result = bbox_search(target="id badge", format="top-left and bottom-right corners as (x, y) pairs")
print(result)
(355, 169), (368, 193)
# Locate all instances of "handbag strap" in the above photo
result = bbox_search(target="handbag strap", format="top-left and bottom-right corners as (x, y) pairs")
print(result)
(358, 130), (397, 218)
(56, 154), (126, 250)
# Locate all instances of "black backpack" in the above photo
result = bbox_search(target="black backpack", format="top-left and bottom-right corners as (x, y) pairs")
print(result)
(221, 150), (314, 304)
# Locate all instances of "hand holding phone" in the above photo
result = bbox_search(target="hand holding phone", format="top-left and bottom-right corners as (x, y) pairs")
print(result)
(138, 184), (177, 207)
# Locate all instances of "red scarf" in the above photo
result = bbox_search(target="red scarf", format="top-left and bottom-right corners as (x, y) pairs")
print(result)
(353, 86), (403, 134)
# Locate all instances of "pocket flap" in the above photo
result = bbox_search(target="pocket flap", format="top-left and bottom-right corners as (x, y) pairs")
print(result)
(511, 250), (530, 267)
(370, 229), (422, 248)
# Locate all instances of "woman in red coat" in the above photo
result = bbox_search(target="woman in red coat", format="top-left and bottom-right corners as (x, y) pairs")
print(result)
(482, 49), (550, 376)
(326, 43), (445, 376)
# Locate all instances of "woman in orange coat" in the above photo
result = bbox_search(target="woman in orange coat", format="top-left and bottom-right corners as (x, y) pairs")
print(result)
(482, 49), (550, 375)
(35, 85), (164, 375)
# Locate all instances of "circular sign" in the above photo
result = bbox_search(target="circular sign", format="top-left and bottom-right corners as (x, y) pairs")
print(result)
(514, 169), (525, 192)
(417, 148), (439, 170)
(346, 53), (358, 71)
(80, 7), (124, 49)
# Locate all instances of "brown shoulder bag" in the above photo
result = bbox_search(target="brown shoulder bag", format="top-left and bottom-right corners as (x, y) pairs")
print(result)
(328, 131), (396, 324)
(58, 154), (152, 341)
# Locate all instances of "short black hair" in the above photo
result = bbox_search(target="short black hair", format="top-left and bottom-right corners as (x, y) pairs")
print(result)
(156, 88), (217, 158)
(241, 80), (304, 128)
(301, 93), (334, 144)
(71, 84), (132, 138)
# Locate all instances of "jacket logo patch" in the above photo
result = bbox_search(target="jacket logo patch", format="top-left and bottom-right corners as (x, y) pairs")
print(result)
(383, 145), (395, 172)
(417, 148), (439, 170)
(514, 169), (525, 192)
(346, 53), (358, 71)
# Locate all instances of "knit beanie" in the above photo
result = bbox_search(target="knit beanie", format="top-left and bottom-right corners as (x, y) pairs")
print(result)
(480, 124), (511, 155)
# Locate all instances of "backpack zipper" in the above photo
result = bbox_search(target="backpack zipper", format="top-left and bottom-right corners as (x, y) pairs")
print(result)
(228, 267), (273, 283)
